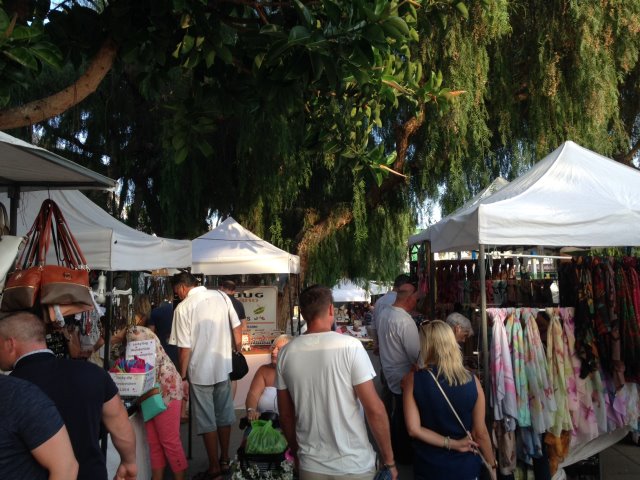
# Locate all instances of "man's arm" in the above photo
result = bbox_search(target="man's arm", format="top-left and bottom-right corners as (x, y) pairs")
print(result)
(354, 379), (397, 479)
(31, 425), (78, 480)
(277, 389), (299, 461)
(232, 325), (242, 351)
(102, 394), (137, 480)
(178, 346), (192, 379)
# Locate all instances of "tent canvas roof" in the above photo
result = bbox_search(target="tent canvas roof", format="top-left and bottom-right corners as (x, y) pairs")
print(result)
(191, 217), (300, 275)
(332, 279), (370, 303)
(428, 141), (640, 252)
(409, 177), (509, 246)
(0, 131), (116, 191)
(0, 190), (191, 270)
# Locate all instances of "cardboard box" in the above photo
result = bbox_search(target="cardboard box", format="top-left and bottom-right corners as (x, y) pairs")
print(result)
(110, 368), (155, 397)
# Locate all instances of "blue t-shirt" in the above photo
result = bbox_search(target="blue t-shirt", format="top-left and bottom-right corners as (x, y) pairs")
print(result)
(0, 375), (65, 480)
(11, 351), (119, 480)
(149, 302), (178, 366)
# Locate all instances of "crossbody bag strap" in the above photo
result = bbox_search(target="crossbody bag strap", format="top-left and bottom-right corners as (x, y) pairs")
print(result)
(426, 369), (493, 470)
(217, 290), (237, 353)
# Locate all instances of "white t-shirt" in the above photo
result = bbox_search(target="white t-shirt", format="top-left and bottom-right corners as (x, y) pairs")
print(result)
(377, 305), (420, 394)
(276, 332), (376, 475)
(371, 291), (397, 330)
(169, 286), (240, 385)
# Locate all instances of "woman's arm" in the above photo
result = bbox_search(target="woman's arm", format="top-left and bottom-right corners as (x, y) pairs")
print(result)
(403, 371), (479, 453)
(471, 376), (497, 474)
(245, 365), (268, 420)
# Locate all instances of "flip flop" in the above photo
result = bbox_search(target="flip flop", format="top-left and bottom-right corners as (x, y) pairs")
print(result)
(219, 459), (231, 474)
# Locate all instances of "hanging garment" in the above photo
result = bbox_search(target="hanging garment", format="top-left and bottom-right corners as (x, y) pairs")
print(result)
(522, 308), (556, 434)
(545, 308), (573, 436)
(488, 308), (518, 428)
(505, 308), (530, 428)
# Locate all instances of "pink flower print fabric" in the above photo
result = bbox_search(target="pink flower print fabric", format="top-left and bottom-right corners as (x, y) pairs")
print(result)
(489, 308), (518, 426)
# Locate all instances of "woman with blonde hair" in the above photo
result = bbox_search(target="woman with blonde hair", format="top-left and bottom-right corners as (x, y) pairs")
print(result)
(403, 320), (496, 479)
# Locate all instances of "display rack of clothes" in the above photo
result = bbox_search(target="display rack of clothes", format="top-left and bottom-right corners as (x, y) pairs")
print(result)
(487, 306), (640, 478)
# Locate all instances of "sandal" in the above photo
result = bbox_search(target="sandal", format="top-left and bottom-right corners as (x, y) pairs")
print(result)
(219, 459), (231, 474)
(192, 471), (223, 480)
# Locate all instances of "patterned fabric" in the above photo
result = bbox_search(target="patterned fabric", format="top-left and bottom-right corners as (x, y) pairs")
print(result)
(126, 326), (183, 407)
(546, 308), (573, 436)
(488, 308), (517, 425)
(521, 308), (556, 434)
(504, 308), (530, 427)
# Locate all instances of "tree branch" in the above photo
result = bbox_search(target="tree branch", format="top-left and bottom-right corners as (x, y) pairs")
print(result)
(614, 137), (640, 167)
(0, 37), (118, 130)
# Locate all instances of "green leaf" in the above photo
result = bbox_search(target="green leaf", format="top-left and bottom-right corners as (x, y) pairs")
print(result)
(3, 47), (38, 70)
(289, 25), (310, 42)
(196, 139), (214, 157)
(31, 43), (63, 69)
(253, 52), (265, 70)
(363, 24), (387, 44)
(323, 0), (342, 23)
(217, 45), (233, 64)
(384, 16), (410, 37)
(205, 49), (216, 68)
(10, 25), (43, 41)
(175, 146), (188, 164)
(293, 0), (314, 27)
(456, 2), (469, 20)
(0, 9), (10, 31)
(181, 35), (195, 55)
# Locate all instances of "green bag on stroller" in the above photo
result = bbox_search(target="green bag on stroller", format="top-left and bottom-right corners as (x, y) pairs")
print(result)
(246, 419), (287, 454)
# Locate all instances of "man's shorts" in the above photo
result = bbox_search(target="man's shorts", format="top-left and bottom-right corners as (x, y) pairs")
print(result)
(191, 379), (236, 434)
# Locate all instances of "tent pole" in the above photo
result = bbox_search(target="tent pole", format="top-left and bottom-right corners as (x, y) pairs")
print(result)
(428, 241), (435, 319)
(8, 185), (19, 235)
(479, 245), (489, 399)
(100, 270), (114, 456)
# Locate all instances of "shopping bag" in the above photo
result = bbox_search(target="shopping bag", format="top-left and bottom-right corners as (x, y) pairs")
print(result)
(40, 265), (92, 306)
(1, 266), (42, 310)
(246, 419), (287, 454)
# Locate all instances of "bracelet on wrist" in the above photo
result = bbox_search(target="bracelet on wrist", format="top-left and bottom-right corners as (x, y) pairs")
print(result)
(247, 407), (255, 412)
(443, 436), (450, 450)
(383, 463), (396, 469)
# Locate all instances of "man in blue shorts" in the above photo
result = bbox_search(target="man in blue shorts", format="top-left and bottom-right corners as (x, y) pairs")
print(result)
(170, 272), (242, 480)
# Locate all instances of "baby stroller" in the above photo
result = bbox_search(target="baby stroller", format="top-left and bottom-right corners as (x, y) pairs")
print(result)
(237, 411), (289, 476)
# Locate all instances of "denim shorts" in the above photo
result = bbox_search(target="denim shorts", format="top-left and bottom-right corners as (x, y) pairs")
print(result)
(190, 379), (236, 434)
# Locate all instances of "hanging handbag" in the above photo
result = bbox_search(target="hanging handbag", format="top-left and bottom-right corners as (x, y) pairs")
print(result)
(38, 200), (93, 309)
(1, 203), (50, 311)
(220, 291), (249, 380)
(426, 369), (497, 479)
(139, 384), (168, 422)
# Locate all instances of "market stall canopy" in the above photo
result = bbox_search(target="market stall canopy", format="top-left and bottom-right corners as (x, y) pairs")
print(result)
(409, 177), (509, 246)
(428, 141), (640, 252)
(191, 217), (300, 275)
(0, 189), (191, 270)
(0, 131), (115, 191)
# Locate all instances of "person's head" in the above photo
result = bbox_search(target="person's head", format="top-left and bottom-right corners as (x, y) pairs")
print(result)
(133, 294), (152, 325)
(0, 311), (47, 370)
(420, 320), (470, 386)
(270, 334), (292, 364)
(393, 281), (419, 312)
(221, 279), (236, 294)
(299, 285), (334, 331)
(171, 272), (198, 300)
(445, 312), (474, 344)
(392, 274), (412, 291)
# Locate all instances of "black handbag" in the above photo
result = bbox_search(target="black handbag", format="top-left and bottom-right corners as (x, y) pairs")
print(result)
(220, 290), (250, 380)
(231, 349), (249, 380)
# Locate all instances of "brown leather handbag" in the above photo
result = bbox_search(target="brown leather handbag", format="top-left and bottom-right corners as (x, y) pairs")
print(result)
(39, 200), (93, 309)
(1, 203), (49, 311)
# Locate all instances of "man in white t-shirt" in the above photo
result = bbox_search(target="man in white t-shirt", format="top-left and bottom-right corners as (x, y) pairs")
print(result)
(370, 274), (412, 352)
(277, 285), (397, 480)
(169, 272), (242, 480)
(377, 282), (421, 465)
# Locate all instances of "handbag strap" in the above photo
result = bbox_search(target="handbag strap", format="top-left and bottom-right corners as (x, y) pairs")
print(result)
(426, 368), (493, 470)
(217, 290), (238, 353)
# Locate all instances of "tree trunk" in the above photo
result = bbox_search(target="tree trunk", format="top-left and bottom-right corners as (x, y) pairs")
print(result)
(0, 38), (118, 130)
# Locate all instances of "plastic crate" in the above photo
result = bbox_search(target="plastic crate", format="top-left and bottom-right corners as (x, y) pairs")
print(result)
(110, 368), (155, 397)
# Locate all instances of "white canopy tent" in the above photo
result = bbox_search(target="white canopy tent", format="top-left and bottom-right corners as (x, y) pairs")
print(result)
(0, 189), (191, 270)
(191, 217), (300, 275)
(426, 141), (640, 252)
(409, 177), (509, 246)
